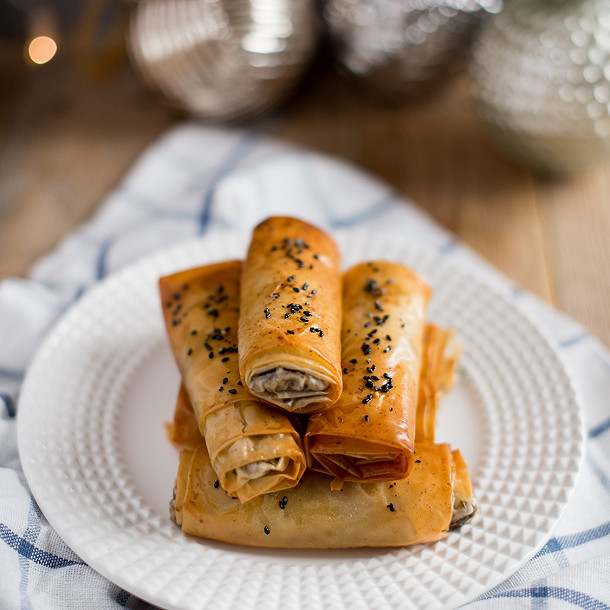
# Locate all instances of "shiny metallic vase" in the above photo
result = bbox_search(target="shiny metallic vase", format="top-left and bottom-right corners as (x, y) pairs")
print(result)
(323, 0), (503, 102)
(127, 0), (319, 122)
(470, 0), (610, 174)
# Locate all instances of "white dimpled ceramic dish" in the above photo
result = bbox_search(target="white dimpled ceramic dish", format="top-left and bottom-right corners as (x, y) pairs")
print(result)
(18, 230), (584, 609)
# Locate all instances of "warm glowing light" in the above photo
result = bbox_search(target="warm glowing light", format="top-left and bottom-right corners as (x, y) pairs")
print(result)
(28, 36), (58, 65)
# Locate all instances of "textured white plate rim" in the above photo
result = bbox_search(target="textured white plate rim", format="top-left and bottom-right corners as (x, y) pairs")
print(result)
(17, 228), (584, 610)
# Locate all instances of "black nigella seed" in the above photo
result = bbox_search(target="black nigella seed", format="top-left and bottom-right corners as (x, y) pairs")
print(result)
(364, 415), (369, 421)
(293, 287), (300, 293)
(300, 316), (309, 323)
(173, 293), (181, 300)
(384, 347), (392, 353)
(208, 309), (219, 318)
(214, 480), (220, 488)
(362, 394), (373, 404)
(374, 300), (383, 311)
(223, 377), (228, 384)
(287, 275), (296, 282)
(221, 357), (229, 362)
(228, 389), (237, 395)
(303, 311), (312, 317)
(302, 283), (309, 290)
(208, 352), (214, 359)
(373, 338), (380, 344)
(285, 313), (290, 319)
(350, 359), (358, 364)
(361, 343), (371, 355)
(264, 526), (270, 535)
(310, 289), (317, 295)
(319, 331), (324, 337)
(365, 381), (374, 389)
(384, 373), (392, 380)
(219, 386), (224, 392)
(190, 329), (198, 336)
(287, 330), (295, 335)
(367, 365), (376, 373)
(238, 381), (243, 386)
(386, 335), (392, 341)
(388, 503), (395, 512)
(343, 368), (349, 374)
(187, 348), (193, 356)
(415, 459), (422, 463)
(265, 312), (271, 319)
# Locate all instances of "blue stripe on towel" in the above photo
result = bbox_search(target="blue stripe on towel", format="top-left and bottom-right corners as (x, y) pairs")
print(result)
(536, 521), (610, 558)
(589, 417), (610, 440)
(493, 586), (610, 609)
(0, 522), (84, 569)
(0, 366), (24, 382)
(198, 132), (262, 235)
(1, 392), (15, 418)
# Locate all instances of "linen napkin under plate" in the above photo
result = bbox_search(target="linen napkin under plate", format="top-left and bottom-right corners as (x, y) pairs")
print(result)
(1, 124), (608, 609)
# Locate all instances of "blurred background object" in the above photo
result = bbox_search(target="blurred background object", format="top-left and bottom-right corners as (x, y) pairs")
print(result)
(322, 0), (503, 103)
(0, 0), (609, 347)
(126, 0), (320, 122)
(470, 0), (610, 175)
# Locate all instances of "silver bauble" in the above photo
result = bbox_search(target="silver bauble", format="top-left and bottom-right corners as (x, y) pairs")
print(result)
(323, 0), (503, 102)
(127, 0), (319, 122)
(470, 0), (610, 174)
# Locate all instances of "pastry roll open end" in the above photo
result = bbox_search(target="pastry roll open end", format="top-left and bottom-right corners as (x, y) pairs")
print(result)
(239, 217), (343, 414)
(159, 260), (306, 503)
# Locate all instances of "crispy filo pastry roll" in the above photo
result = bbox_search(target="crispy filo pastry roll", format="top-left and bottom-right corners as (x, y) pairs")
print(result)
(238, 217), (343, 414)
(416, 324), (462, 444)
(159, 260), (306, 503)
(172, 441), (476, 548)
(305, 262), (430, 487)
(166, 384), (206, 451)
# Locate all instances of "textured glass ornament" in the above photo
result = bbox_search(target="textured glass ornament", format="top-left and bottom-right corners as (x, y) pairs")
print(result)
(127, 0), (319, 122)
(470, 0), (610, 174)
(323, 0), (503, 102)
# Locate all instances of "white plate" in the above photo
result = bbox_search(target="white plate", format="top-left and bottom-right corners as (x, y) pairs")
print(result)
(18, 230), (584, 610)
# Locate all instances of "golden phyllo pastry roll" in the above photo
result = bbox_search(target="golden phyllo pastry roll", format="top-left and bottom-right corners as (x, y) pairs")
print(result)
(305, 261), (430, 487)
(159, 260), (306, 503)
(416, 324), (461, 444)
(238, 217), (343, 414)
(173, 440), (474, 548)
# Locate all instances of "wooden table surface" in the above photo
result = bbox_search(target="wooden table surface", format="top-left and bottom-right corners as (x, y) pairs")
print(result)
(1, 38), (609, 348)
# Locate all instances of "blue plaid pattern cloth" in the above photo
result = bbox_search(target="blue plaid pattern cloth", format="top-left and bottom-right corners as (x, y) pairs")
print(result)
(1, 124), (608, 609)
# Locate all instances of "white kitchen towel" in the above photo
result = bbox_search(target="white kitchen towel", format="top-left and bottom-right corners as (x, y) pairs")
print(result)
(1, 123), (608, 609)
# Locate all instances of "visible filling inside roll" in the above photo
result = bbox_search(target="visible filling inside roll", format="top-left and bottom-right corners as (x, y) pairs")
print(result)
(214, 435), (293, 488)
(451, 494), (478, 528)
(233, 456), (290, 487)
(250, 367), (329, 399)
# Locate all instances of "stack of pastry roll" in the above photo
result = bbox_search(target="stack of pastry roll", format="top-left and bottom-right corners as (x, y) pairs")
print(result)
(159, 260), (307, 503)
(161, 216), (476, 548)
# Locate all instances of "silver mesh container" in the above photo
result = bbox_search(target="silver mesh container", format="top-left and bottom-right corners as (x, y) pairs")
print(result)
(470, 0), (610, 174)
(127, 0), (319, 122)
(323, 0), (503, 101)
